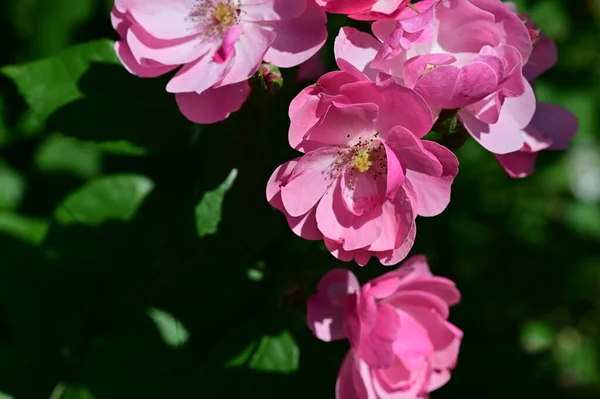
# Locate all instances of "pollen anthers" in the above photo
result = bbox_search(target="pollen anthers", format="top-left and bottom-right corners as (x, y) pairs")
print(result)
(335, 133), (387, 189)
(187, 0), (242, 38)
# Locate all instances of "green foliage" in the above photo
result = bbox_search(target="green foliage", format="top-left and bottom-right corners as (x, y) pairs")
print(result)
(1, 40), (118, 119)
(0, 0), (598, 398)
(195, 169), (238, 238)
(54, 174), (154, 226)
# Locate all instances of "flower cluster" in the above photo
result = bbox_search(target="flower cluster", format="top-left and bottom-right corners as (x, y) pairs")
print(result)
(110, 0), (578, 398)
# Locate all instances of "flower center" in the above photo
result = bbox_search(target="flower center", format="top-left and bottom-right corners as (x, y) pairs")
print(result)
(213, 2), (235, 25)
(188, 0), (241, 37)
(353, 149), (373, 172)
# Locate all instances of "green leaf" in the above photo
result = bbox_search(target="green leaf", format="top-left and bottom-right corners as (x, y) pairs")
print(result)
(0, 162), (25, 210)
(248, 330), (299, 373)
(0, 212), (49, 245)
(95, 140), (148, 156)
(1, 40), (119, 120)
(195, 169), (238, 238)
(0, 391), (15, 399)
(53, 174), (154, 226)
(146, 307), (190, 348)
(35, 134), (101, 178)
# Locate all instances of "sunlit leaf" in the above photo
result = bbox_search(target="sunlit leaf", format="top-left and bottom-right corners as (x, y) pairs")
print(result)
(147, 307), (190, 348)
(1, 40), (118, 119)
(195, 169), (238, 238)
(0, 212), (49, 245)
(54, 174), (154, 226)
(35, 134), (101, 178)
(248, 330), (299, 373)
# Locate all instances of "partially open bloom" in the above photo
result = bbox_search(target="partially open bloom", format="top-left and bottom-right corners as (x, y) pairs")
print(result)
(307, 256), (462, 398)
(267, 47), (458, 265)
(111, 0), (327, 124)
(493, 15), (578, 177)
(316, 0), (412, 20)
(345, 0), (534, 154)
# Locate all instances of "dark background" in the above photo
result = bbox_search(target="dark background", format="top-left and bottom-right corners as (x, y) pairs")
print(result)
(0, 0), (598, 398)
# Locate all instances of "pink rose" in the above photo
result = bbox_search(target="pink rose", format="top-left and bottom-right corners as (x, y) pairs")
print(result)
(342, 0), (534, 154)
(315, 0), (412, 20)
(307, 256), (463, 398)
(111, 0), (327, 124)
(266, 46), (458, 265)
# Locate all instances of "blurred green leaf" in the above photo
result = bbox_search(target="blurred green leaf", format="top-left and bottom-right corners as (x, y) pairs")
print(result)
(0, 392), (15, 399)
(1, 40), (119, 120)
(95, 141), (148, 157)
(0, 162), (24, 210)
(35, 134), (101, 177)
(54, 174), (154, 226)
(59, 384), (96, 399)
(248, 330), (299, 373)
(147, 307), (190, 349)
(195, 169), (238, 238)
(0, 212), (49, 245)
(521, 320), (555, 354)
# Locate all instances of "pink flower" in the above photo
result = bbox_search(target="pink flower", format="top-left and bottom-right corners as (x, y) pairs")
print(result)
(340, 0), (535, 154)
(306, 256), (463, 398)
(315, 0), (412, 20)
(492, 16), (578, 177)
(266, 57), (458, 265)
(111, 0), (327, 124)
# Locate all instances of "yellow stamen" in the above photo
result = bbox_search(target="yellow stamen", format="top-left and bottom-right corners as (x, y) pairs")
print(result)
(213, 3), (234, 25)
(354, 149), (373, 172)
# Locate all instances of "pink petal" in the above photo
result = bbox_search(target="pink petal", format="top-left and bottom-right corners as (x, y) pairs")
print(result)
(118, 0), (197, 40)
(307, 293), (347, 341)
(305, 102), (379, 146)
(334, 27), (381, 80)
(261, 0), (328, 67)
(212, 25), (243, 64)
(319, 0), (376, 14)
(336, 352), (361, 399)
(384, 126), (443, 176)
(358, 303), (400, 368)
(241, 0), (306, 21)
(341, 169), (382, 216)
(318, 268), (361, 302)
(166, 53), (232, 94)
(114, 41), (176, 77)
(403, 140), (458, 217)
(494, 151), (537, 178)
(459, 108), (525, 155)
(126, 24), (207, 65)
(339, 82), (433, 138)
(219, 23), (276, 86)
(387, 290), (450, 319)
(308, 269), (358, 342)
(375, 219), (416, 266)
(392, 309), (434, 370)
(382, 142), (405, 201)
(530, 103), (578, 150)
(289, 71), (359, 149)
(400, 277), (461, 307)
(286, 207), (323, 240)
(280, 147), (340, 217)
(266, 159), (299, 211)
(367, 191), (413, 252)
(316, 181), (384, 251)
(414, 57), (504, 110)
(175, 81), (251, 124)
(402, 54), (456, 89)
